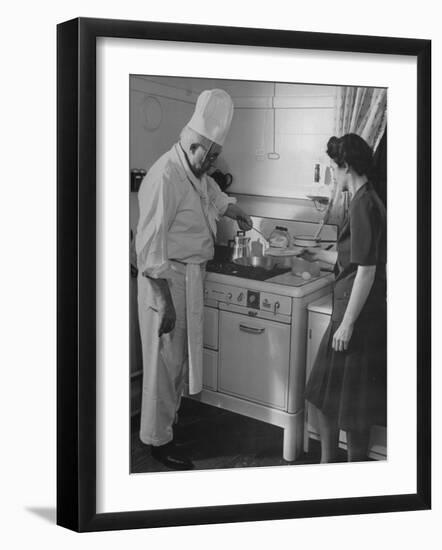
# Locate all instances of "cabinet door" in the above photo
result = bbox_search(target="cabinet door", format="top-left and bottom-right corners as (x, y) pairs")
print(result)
(305, 311), (331, 438)
(306, 312), (330, 378)
(203, 306), (219, 350)
(203, 348), (218, 391)
(219, 310), (290, 410)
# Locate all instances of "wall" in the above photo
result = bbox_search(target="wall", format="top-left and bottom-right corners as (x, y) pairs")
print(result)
(130, 76), (336, 208)
(130, 76), (195, 170)
(222, 83), (336, 197)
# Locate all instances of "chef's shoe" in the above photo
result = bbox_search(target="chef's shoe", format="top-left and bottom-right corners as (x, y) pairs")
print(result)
(151, 441), (194, 470)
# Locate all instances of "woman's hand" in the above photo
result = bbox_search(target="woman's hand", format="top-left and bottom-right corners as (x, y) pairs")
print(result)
(332, 322), (354, 352)
(302, 247), (337, 265)
(302, 247), (324, 262)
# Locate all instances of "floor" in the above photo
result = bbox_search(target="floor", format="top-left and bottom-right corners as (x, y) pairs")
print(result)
(130, 397), (348, 473)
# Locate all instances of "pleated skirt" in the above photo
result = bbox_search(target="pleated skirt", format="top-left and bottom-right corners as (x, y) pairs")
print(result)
(305, 309), (387, 433)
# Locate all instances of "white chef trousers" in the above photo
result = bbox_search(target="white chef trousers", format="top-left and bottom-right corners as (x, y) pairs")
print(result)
(137, 267), (188, 446)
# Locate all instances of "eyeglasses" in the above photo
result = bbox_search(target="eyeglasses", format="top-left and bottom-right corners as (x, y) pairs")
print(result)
(200, 144), (221, 163)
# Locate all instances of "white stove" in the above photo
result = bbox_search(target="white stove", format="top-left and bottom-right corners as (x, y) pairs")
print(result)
(190, 266), (334, 462)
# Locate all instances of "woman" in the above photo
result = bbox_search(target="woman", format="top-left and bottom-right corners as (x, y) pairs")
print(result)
(304, 133), (387, 463)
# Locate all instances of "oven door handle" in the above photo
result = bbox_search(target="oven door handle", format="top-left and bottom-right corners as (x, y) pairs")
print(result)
(239, 324), (265, 335)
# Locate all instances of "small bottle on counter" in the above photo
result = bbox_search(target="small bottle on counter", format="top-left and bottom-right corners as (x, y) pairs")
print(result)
(251, 239), (264, 256)
(314, 162), (321, 184)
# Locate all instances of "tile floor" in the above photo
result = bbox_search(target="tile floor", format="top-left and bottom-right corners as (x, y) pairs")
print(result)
(130, 397), (348, 473)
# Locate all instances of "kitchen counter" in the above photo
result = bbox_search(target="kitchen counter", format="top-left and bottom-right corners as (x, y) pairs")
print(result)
(307, 294), (332, 315)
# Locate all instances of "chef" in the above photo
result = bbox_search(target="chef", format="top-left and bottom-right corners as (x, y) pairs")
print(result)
(136, 89), (252, 470)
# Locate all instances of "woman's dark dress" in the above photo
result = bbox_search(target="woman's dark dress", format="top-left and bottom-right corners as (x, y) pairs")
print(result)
(305, 182), (387, 432)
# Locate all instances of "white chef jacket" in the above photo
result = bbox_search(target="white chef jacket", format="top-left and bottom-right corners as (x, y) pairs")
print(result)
(135, 143), (235, 444)
(136, 143), (235, 278)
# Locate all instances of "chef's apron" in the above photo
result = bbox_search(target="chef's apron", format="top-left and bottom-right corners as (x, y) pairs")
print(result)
(138, 265), (189, 446)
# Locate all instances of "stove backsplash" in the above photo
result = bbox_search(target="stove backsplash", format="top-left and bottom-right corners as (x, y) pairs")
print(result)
(217, 193), (338, 246)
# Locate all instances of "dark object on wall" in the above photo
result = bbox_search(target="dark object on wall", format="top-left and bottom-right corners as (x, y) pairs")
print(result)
(373, 128), (387, 207)
(210, 169), (233, 192)
(130, 230), (138, 278)
(130, 168), (146, 192)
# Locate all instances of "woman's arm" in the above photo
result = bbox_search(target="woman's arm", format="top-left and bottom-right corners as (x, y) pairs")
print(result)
(332, 265), (376, 351)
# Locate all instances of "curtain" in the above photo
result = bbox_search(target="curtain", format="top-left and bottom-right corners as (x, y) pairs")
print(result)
(325, 87), (387, 228)
(372, 126), (387, 207)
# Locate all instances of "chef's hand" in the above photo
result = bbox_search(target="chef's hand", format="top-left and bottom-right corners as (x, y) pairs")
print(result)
(157, 297), (176, 337)
(224, 203), (253, 231)
(144, 275), (176, 336)
(237, 213), (253, 232)
(332, 322), (354, 352)
(130, 264), (138, 278)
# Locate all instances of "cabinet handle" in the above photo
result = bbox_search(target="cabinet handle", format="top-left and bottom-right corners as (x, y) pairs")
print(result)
(309, 328), (312, 339)
(239, 324), (265, 335)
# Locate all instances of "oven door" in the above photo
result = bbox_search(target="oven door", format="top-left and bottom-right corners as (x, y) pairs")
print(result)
(218, 310), (290, 410)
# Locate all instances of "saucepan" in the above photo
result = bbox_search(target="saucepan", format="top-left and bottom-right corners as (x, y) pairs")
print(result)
(233, 254), (300, 270)
(233, 255), (276, 270)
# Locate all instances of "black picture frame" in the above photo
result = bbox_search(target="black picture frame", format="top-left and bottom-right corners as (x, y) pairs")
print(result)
(57, 17), (431, 532)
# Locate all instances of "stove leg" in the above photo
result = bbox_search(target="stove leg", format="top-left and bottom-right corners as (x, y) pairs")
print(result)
(283, 411), (304, 462)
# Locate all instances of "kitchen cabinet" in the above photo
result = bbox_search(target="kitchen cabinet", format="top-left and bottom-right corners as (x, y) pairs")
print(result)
(203, 305), (219, 350)
(202, 305), (219, 391)
(304, 308), (330, 447)
(304, 295), (387, 460)
(203, 348), (218, 391)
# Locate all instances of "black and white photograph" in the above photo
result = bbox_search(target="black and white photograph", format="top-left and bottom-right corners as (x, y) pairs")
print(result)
(1, 0), (438, 543)
(54, 14), (431, 534)
(129, 76), (388, 473)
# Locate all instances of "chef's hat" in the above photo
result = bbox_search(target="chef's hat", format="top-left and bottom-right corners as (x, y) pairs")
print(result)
(187, 89), (234, 146)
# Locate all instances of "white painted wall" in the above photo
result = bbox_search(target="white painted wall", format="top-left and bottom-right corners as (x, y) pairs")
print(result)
(130, 76), (194, 170)
(130, 76), (336, 200)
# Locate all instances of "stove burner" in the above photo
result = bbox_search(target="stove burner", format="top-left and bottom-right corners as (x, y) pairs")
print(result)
(206, 260), (291, 281)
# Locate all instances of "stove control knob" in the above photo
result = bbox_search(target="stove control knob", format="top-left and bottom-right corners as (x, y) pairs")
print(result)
(227, 292), (233, 300)
(237, 292), (244, 302)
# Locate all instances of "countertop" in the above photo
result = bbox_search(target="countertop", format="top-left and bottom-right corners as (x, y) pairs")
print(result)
(307, 294), (332, 315)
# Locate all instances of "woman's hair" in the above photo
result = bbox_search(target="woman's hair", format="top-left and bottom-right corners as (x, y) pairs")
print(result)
(327, 133), (374, 178)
